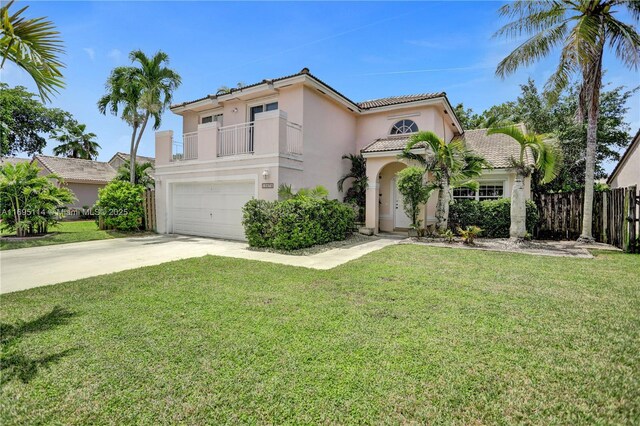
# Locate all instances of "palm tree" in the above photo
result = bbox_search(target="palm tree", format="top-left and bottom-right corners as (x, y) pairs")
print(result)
(98, 50), (181, 184)
(52, 122), (100, 160)
(494, 0), (640, 242)
(399, 131), (488, 232)
(0, 0), (65, 102)
(487, 125), (558, 239)
(337, 154), (368, 222)
(114, 160), (154, 188)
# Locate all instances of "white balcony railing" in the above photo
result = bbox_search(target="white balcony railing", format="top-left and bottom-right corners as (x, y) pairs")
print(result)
(286, 122), (303, 155)
(217, 122), (253, 157)
(171, 131), (198, 161)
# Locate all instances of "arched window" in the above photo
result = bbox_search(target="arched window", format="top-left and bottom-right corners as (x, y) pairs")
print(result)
(390, 119), (418, 135)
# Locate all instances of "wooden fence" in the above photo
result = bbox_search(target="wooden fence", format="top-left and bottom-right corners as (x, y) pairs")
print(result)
(142, 189), (156, 231)
(536, 185), (639, 253)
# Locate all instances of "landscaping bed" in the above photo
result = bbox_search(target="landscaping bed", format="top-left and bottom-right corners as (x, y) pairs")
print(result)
(247, 232), (378, 256)
(402, 236), (620, 258)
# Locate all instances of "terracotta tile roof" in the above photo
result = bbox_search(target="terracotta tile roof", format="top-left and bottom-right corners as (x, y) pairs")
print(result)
(112, 152), (155, 166)
(456, 128), (534, 168)
(362, 126), (534, 169)
(1, 156), (31, 166)
(361, 136), (421, 153)
(172, 68), (446, 113)
(33, 155), (117, 183)
(357, 93), (445, 110)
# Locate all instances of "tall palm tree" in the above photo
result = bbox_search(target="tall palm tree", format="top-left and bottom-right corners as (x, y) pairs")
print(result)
(494, 0), (640, 242)
(98, 50), (181, 184)
(487, 125), (558, 239)
(114, 160), (154, 188)
(399, 131), (488, 232)
(0, 0), (65, 102)
(337, 154), (368, 222)
(52, 122), (100, 160)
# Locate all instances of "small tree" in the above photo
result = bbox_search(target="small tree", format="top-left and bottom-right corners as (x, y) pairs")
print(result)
(95, 181), (144, 231)
(114, 160), (154, 188)
(396, 166), (434, 229)
(0, 162), (74, 236)
(337, 154), (368, 223)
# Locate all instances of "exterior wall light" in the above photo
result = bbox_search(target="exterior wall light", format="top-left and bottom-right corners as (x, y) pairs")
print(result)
(262, 169), (270, 180)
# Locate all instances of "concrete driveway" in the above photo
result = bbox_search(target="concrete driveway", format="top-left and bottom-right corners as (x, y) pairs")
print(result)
(0, 234), (397, 294)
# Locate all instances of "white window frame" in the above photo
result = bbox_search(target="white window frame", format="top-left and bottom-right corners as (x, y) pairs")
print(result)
(199, 109), (223, 125)
(246, 96), (279, 121)
(452, 180), (506, 201)
(389, 119), (419, 136)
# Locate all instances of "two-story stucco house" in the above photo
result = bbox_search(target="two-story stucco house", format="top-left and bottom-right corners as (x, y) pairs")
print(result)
(154, 68), (531, 240)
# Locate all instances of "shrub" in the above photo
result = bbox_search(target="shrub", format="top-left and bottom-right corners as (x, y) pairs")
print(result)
(458, 225), (482, 244)
(449, 198), (539, 238)
(0, 162), (75, 236)
(95, 181), (144, 231)
(242, 199), (276, 248)
(242, 197), (356, 251)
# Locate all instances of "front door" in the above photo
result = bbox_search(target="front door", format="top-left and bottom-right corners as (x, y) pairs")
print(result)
(393, 177), (413, 229)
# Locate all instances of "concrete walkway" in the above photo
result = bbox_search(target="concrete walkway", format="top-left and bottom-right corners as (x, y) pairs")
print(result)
(0, 235), (398, 294)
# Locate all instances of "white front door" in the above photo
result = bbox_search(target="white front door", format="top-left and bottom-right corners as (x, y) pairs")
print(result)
(171, 181), (254, 240)
(392, 177), (413, 229)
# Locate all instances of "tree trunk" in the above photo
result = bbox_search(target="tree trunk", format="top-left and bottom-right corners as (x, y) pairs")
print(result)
(578, 43), (603, 243)
(131, 114), (150, 185)
(129, 126), (138, 185)
(510, 172), (527, 239)
(435, 177), (450, 233)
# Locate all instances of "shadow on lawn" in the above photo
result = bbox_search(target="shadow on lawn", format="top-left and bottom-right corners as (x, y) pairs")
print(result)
(1, 306), (79, 385)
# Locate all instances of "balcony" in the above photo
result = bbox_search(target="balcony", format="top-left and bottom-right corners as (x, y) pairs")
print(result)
(158, 110), (302, 165)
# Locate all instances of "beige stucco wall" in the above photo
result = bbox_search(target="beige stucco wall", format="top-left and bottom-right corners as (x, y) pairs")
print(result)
(356, 105), (457, 151)
(65, 182), (104, 209)
(301, 86), (357, 199)
(609, 138), (639, 188)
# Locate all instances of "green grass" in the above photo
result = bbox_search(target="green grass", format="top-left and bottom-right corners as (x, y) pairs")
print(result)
(1, 246), (639, 424)
(0, 221), (141, 250)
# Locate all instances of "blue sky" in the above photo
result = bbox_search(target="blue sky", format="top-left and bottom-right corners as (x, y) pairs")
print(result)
(3, 1), (639, 173)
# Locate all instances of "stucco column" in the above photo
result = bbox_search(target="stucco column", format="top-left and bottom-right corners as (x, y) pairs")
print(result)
(197, 122), (218, 161)
(155, 130), (173, 166)
(365, 162), (381, 233)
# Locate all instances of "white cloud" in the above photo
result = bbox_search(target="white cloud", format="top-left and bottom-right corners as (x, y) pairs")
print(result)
(107, 49), (122, 62)
(83, 47), (95, 61)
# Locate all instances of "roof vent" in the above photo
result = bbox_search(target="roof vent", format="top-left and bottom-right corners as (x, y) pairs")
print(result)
(300, 67), (310, 74)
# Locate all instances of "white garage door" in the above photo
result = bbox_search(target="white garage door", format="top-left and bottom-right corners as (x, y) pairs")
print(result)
(171, 181), (254, 240)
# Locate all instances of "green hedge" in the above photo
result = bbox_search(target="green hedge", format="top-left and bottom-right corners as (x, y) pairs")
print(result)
(95, 181), (145, 231)
(449, 198), (539, 238)
(242, 198), (356, 250)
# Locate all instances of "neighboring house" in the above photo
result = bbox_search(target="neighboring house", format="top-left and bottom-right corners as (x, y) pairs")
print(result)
(32, 155), (118, 209)
(607, 129), (639, 189)
(154, 68), (532, 240)
(108, 152), (156, 178)
(0, 157), (31, 167)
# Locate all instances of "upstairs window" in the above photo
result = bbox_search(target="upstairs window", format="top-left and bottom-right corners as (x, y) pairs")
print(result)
(390, 119), (418, 135)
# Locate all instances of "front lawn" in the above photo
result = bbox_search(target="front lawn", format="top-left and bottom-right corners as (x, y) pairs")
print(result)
(1, 246), (638, 424)
(0, 220), (140, 250)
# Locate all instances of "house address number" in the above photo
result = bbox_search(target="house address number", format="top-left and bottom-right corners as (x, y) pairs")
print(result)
(261, 183), (275, 189)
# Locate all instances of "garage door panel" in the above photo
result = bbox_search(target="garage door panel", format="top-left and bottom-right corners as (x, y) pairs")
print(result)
(171, 181), (253, 240)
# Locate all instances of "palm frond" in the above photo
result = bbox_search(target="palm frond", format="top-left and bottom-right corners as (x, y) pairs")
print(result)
(0, 0), (65, 102)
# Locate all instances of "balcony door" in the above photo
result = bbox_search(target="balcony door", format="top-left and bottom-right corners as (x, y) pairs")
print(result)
(249, 102), (278, 151)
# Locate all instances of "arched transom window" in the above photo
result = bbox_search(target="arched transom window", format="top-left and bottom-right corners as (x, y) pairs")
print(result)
(390, 119), (418, 135)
